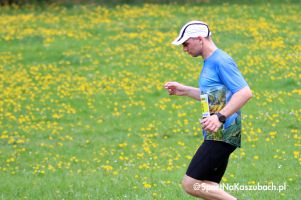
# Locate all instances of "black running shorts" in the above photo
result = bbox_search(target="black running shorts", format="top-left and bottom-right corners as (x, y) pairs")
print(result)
(186, 140), (236, 183)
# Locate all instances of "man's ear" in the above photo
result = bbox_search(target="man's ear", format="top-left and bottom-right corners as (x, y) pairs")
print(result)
(197, 36), (203, 43)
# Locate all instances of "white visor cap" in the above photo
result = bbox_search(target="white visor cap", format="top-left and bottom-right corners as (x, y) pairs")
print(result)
(172, 21), (211, 45)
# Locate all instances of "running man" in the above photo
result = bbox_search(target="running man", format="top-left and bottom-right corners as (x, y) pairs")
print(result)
(164, 21), (252, 200)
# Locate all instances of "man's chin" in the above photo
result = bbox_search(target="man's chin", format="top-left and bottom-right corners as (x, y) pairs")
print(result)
(188, 52), (198, 57)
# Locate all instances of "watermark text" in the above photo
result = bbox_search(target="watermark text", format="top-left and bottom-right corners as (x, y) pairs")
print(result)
(193, 182), (287, 193)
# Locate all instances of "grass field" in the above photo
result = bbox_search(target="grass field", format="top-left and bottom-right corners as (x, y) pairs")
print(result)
(1, 1), (301, 199)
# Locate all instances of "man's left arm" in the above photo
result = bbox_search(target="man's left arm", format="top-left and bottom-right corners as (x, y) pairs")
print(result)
(201, 86), (253, 132)
(219, 86), (253, 118)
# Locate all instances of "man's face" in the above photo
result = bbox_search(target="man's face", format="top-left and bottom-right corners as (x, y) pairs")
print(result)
(182, 38), (202, 57)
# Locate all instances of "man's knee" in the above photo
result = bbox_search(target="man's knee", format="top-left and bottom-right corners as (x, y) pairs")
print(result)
(181, 176), (191, 193)
(181, 175), (207, 197)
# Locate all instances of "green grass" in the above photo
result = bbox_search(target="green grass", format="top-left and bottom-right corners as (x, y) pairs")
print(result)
(1, 2), (301, 200)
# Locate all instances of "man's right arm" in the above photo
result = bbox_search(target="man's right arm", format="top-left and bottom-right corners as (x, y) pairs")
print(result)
(182, 86), (201, 100)
(164, 82), (201, 101)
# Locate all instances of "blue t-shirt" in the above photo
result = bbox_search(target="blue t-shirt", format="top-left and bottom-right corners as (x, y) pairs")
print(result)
(199, 49), (248, 147)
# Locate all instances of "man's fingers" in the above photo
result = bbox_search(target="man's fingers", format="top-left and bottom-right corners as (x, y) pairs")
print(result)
(168, 88), (176, 95)
(200, 116), (222, 132)
(200, 118), (208, 129)
(201, 120), (217, 132)
(206, 124), (215, 131)
(164, 82), (173, 86)
(202, 123), (210, 130)
(165, 82), (175, 95)
(200, 118), (207, 124)
(164, 82), (171, 89)
(202, 119), (210, 127)
(165, 82), (180, 88)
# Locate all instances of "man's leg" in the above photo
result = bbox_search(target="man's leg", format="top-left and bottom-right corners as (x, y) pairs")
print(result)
(182, 175), (237, 200)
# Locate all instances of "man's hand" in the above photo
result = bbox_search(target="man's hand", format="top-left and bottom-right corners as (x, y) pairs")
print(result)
(200, 115), (223, 132)
(164, 82), (200, 100)
(164, 82), (187, 96)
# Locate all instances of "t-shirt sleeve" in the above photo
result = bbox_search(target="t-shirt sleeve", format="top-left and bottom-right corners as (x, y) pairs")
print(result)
(217, 59), (248, 94)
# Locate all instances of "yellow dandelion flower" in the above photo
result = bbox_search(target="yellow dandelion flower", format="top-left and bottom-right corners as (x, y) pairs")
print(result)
(101, 165), (113, 171)
(143, 182), (151, 189)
